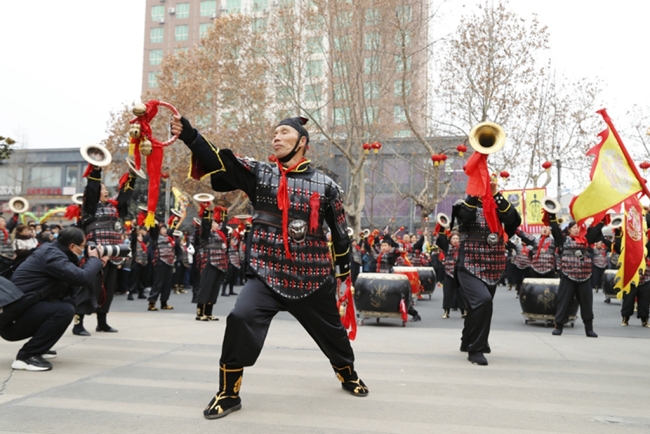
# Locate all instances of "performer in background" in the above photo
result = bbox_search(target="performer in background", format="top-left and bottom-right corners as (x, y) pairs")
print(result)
(195, 204), (228, 320)
(591, 240), (608, 292)
(127, 227), (149, 300)
(509, 236), (531, 295)
(171, 114), (367, 420)
(0, 213), (19, 275)
(517, 226), (557, 278)
(549, 217), (605, 337)
(453, 179), (521, 366)
(436, 229), (465, 319)
(221, 229), (241, 297)
(147, 223), (175, 311)
(76, 166), (136, 335)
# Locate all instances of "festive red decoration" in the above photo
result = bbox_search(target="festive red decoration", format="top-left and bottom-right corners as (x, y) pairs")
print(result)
(499, 170), (510, 179)
(336, 276), (357, 340)
(362, 143), (371, 154)
(640, 161), (650, 172)
(456, 144), (467, 157)
(371, 142), (382, 154)
(440, 153), (447, 163)
(542, 160), (553, 171)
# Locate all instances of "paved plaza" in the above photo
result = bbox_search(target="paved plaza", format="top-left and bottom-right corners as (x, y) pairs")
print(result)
(1, 284), (649, 434)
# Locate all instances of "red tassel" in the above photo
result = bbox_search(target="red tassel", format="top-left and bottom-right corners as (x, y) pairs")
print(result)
(64, 204), (81, 221)
(199, 202), (210, 218)
(137, 211), (146, 227)
(309, 192), (320, 233)
(336, 276), (357, 340)
(400, 299), (408, 322)
(275, 158), (307, 259)
(167, 214), (176, 227)
(118, 172), (130, 191)
(82, 163), (93, 178)
(433, 223), (442, 235)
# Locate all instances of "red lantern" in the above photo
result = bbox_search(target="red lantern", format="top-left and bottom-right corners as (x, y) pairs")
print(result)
(456, 144), (467, 157)
(640, 161), (650, 172)
(431, 154), (441, 166)
(362, 143), (371, 154)
(371, 142), (382, 154)
(440, 153), (447, 163)
(499, 170), (510, 179)
(542, 161), (553, 171)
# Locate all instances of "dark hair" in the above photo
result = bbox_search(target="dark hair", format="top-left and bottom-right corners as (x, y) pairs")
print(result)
(57, 226), (86, 247)
(15, 224), (28, 234)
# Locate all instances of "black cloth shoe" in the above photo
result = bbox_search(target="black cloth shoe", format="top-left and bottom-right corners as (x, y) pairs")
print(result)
(12, 355), (52, 371)
(72, 314), (90, 336)
(228, 291), (238, 296)
(410, 313), (422, 322)
(221, 292), (229, 297)
(333, 365), (369, 397)
(137, 294), (147, 299)
(585, 322), (598, 338)
(468, 352), (488, 366)
(552, 324), (563, 336)
(204, 365), (244, 419)
(127, 293), (134, 300)
(96, 325), (118, 333)
(41, 350), (57, 359)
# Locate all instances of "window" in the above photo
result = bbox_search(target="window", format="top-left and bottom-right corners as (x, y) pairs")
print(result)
(334, 36), (350, 51)
(200, 0), (217, 17)
(199, 23), (211, 37)
(334, 107), (349, 126)
(176, 2), (190, 18)
(175, 25), (189, 41)
(395, 30), (411, 47)
(395, 55), (411, 72)
(394, 130), (411, 137)
(364, 81), (379, 99)
(364, 32), (380, 50)
(365, 8), (380, 26)
(149, 49), (163, 65)
(278, 0), (294, 6)
(333, 61), (349, 77)
(226, 0), (241, 13)
(305, 84), (322, 102)
(151, 5), (165, 21)
(307, 36), (323, 54)
(394, 80), (411, 97)
(364, 56), (380, 74)
(364, 106), (378, 124)
(148, 72), (159, 88)
(396, 5), (412, 24)
(394, 105), (406, 123)
(336, 11), (352, 28)
(253, 0), (268, 10)
(334, 84), (347, 101)
(150, 27), (163, 43)
(0, 166), (23, 194)
(252, 17), (267, 32)
(306, 60), (323, 78)
(65, 165), (79, 187)
(30, 166), (62, 188)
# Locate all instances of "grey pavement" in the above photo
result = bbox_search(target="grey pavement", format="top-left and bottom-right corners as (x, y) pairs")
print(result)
(1, 283), (649, 434)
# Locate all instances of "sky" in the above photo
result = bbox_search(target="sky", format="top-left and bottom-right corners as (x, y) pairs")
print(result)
(1, 0), (650, 151)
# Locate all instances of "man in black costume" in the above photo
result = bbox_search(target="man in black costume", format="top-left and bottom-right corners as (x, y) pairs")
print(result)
(171, 114), (368, 420)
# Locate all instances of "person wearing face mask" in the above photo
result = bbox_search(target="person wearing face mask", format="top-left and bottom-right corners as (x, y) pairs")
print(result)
(549, 216), (605, 337)
(1, 227), (105, 371)
(170, 115), (368, 420)
(75, 165), (137, 336)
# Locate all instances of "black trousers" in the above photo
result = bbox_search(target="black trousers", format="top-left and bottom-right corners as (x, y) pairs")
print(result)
(591, 266), (606, 289)
(173, 261), (186, 286)
(220, 276), (355, 368)
(556, 273), (593, 325)
(514, 266), (529, 293)
(197, 264), (225, 304)
(622, 281), (650, 319)
(91, 262), (119, 314)
(148, 262), (173, 303)
(0, 300), (74, 360)
(221, 263), (239, 294)
(351, 261), (361, 285)
(457, 269), (496, 354)
(443, 274), (466, 310)
(128, 262), (148, 296)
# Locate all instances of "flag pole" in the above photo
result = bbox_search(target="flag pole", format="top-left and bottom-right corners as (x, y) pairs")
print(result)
(597, 108), (650, 198)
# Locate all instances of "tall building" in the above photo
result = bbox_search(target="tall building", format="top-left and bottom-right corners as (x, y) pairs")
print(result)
(141, 0), (429, 138)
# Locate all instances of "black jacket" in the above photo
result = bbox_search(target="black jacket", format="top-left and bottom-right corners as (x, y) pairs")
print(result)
(11, 241), (103, 301)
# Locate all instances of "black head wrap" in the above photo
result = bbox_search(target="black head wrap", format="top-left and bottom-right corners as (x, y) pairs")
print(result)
(276, 116), (309, 163)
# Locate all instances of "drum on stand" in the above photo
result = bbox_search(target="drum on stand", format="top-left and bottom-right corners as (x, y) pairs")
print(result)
(354, 273), (412, 327)
(519, 278), (578, 327)
(393, 266), (422, 304)
(602, 269), (620, 304)
(412, 266), (436, 299)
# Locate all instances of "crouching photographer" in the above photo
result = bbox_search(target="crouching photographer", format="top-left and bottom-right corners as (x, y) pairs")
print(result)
(0, 227), (105, 371)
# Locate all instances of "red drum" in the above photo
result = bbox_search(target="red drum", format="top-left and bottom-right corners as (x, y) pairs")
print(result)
(354, 273), (412, 327)
(519, 278), (578, 327)
(412, 266), (436, 299)
(602, 269), (620, 303)
(393, 266), (421, 296)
